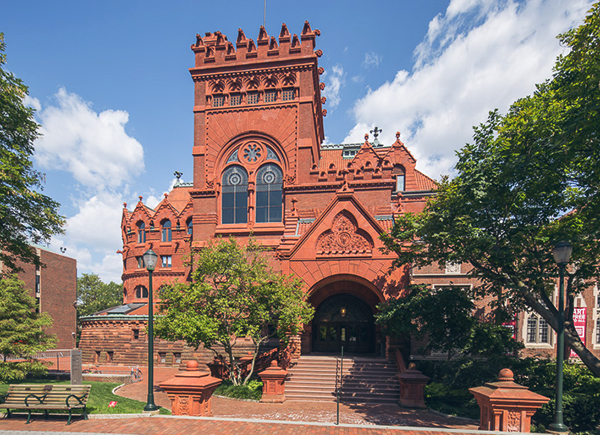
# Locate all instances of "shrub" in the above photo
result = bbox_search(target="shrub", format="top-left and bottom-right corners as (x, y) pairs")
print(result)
(214, 379), (262, 401)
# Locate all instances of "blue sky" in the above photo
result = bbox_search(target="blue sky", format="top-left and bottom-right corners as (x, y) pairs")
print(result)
(1, 0), (593, 283)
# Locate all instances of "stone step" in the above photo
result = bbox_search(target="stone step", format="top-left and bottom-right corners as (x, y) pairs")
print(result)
(284, 355), (400, 403)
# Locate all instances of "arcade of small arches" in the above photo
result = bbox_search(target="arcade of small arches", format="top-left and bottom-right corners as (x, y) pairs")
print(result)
(136, 218), (193, 244)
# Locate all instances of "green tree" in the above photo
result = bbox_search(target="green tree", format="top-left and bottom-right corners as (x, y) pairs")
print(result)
(155, 237), (314, 385)
(0, 274), (57, 381)
(375, 285), (521, 360)
(381, 4), (600, 376)
(0, 33), (65, 272)
(77, 273), (123, 317)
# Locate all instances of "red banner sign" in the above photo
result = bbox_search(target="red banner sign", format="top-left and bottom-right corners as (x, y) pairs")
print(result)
(570, 307), (587, 358)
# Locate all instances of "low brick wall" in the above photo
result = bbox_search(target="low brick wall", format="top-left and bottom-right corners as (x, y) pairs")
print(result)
(82, 373), (132, 384)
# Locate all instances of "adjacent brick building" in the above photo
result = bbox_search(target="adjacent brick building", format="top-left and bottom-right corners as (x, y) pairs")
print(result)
(79, 22), (600, 367)
(2, 245), (77, 350)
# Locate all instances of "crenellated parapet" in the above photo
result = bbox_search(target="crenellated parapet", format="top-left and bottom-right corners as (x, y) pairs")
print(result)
(191, 21), (320, 67)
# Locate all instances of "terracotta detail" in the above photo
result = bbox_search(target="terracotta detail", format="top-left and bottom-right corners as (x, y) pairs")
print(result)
(159, 360), (221, 416)
(316, 212), (372, 256)
(469, 369), (550, 432)
(258, 360), (287, 403)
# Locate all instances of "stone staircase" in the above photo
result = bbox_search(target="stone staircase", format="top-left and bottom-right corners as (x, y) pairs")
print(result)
(285, 355), (400, 403)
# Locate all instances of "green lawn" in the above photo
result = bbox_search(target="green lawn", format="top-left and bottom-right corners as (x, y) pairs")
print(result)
(0, 379), (170, 415)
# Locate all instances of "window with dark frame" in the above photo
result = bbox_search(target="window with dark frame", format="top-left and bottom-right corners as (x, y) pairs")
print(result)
(137, 256), (145, 268)
(135, 285), (149, 299)
(162, 220), (172, 242)
(222, 165), (249, 224)
(264, 90), (276, 103)
(212, 95), (224, 107)
(187, 219), (193, 236)
(255, 163), (283, 223)
(230, 94), (242, 106)
(162, 255), (172, 268)
(282, 88), (295, 101)
(133, 329), (139, 340)
(247, 92), (259, 104)
(137, 222), (146, 243)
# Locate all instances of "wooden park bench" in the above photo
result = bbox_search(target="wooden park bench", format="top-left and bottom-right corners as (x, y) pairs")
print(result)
(0, 384), (91, 424)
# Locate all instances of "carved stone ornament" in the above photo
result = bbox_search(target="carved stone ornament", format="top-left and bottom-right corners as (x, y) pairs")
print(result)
(316, 211), (372, 256)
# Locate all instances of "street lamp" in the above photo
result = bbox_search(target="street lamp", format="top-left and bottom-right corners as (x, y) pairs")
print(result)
(548, 241), (572, 433)
(142, 248), (159, 412)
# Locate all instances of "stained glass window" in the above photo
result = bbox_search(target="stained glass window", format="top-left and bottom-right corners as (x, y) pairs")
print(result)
(222, 165), (248, 224)
(255, 164), (283, 223)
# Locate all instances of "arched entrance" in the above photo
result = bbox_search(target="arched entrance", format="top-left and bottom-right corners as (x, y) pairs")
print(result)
(312, 293), (375, 354)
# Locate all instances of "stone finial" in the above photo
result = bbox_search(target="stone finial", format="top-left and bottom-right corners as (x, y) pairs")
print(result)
(123, 202), (127, 208)
(186, 360), (199, 371)
(364, 133), (369, 141)
(138, 196), (143, 202)
(396, 131), (401, 140)
(164, 193), (168, 198)
(319, 82), (325, 90)
(498, 368), (513, 381)
(321, 96), (326, 104)
(315, 49), (323, 57)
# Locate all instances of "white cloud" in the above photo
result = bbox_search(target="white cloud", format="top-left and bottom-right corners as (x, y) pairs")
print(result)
(34, 88), (144, 190)
(322, 64), (345, 109)
(344, 0), (593, 179)
(363, 52), (382, 68)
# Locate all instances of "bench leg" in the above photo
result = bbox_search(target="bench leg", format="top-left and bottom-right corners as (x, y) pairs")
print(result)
(44, 409), (49, 420)
(6, 409), (11, 418)
(26, 410), (32, 424)
(83, 406), (88, 420)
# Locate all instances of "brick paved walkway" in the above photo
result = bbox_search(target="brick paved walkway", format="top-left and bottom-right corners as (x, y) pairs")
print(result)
(114, 366), (477, 428)
(0, 365), (495, 435)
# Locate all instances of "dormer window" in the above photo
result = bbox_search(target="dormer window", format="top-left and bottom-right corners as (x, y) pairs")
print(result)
(392, 165), (405, 192)
(161, 220), (172, 242)
(137, 222), (146, 244)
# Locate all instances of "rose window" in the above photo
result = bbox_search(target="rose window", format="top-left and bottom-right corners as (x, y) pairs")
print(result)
(243, 142), (262, 163)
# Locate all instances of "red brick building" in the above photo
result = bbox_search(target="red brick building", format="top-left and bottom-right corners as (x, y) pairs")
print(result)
(2, 246), (77, 350)
(79, 22), (600, 366)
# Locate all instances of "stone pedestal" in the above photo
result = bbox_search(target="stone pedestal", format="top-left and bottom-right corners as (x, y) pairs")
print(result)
(258, 360), (287, 403)
(159, 360), (221, 416)
(397, 363), (430, 408)
(469, 369), (550, 433)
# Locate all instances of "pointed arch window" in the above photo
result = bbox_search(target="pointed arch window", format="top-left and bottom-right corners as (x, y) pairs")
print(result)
(187, 218), (193, 236)
(222, 165), (248, 224)
(256, 163), (283, 223)
(161, 219), (172, 242)
(137, 222), (146, 244)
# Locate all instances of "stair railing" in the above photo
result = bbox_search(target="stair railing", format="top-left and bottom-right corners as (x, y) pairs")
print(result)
(335, 345), (344, 425)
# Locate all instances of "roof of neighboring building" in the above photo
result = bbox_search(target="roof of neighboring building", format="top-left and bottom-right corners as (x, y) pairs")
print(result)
(93, 303), (146, 316)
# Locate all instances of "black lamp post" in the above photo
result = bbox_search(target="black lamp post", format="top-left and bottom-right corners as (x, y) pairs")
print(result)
(548, 241), (572, 433)
(143, 248), (159, 412)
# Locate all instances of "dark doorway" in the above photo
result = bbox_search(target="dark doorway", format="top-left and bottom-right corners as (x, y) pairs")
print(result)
(312, 294), (375, 354)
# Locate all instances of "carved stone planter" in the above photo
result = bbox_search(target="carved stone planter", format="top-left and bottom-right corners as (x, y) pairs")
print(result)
(258, 360), (287, 403)
(159, 360), (221, 416)
(469, 368), (549, 433)
(397, 363), (430, 408)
